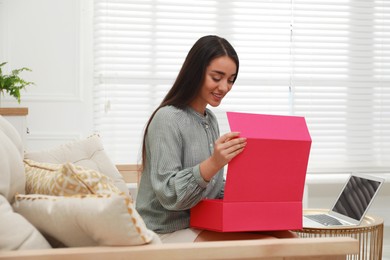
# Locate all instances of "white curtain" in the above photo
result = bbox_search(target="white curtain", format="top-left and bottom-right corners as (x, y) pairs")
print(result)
(93, 0), (390, 174)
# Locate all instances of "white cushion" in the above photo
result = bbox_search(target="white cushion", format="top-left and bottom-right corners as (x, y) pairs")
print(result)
(13, 193), (159, 247)
(0, 196), (51, 250)
(0, 116), (25, 202)
(0, 115), (23, 156)
(24, 134), (129, 196)
(0, 116), (51, 250)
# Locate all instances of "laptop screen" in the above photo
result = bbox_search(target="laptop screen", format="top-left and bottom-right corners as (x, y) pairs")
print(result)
(332, 175), (382, 221)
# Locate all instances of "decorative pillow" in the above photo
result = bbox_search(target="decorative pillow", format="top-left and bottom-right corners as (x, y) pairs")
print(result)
(24, 134), (129, 195)
(24, 159), (122, 196)
(12, 193), (160, 247)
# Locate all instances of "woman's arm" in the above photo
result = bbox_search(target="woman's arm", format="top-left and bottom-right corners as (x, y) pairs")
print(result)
(146, 109), (211, 210)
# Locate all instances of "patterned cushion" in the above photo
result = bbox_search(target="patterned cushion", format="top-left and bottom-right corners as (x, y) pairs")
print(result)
(24, 134), (129, 195)
(18, 134), (160, 247)
(18, 159), (159, 246)
(13, 193), (159, 247)
(24, 159), (122, 196)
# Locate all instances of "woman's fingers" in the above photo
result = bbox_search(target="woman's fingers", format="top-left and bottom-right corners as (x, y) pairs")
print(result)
(217, 132), (240, 144)
(208, 132), (246, 173)
(224, 140), (246, 159)
(214, 132), (247, 161)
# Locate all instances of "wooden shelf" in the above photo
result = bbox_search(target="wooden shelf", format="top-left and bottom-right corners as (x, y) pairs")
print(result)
(0, 107), (29, 116)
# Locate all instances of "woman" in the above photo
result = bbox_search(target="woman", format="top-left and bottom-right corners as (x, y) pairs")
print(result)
(136, 35), (295, 242)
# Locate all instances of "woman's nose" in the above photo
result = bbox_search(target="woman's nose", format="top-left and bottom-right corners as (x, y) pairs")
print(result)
(218, 80), (230, 92)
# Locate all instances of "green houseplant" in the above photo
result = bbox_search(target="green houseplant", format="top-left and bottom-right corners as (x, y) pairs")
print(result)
(0, 62), (34, 104)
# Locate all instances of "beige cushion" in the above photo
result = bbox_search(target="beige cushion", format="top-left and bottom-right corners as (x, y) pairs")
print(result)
(24, 159), (122, 196)
(13, 193), (158, 247)
(24, 134), (129, 195)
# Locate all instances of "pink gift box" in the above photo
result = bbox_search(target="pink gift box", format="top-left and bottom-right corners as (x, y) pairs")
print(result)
(190, 112), (312, 232)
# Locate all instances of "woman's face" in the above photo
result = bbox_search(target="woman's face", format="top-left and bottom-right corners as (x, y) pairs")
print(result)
(190, 56), (237, 114)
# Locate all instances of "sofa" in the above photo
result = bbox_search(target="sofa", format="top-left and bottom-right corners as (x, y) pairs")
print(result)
(0, 115), (358, 259)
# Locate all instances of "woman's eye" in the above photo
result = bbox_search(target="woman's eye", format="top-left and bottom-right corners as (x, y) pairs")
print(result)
(212, 77), (221, 82)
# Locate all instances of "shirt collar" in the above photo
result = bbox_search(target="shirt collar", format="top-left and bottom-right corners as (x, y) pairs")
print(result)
(186, 106), (209, 123)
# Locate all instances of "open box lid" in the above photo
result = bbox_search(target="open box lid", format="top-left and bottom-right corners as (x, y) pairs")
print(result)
(224, 112), (312, 203)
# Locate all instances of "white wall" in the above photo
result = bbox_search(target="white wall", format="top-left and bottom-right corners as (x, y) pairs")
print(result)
(0, 0), (93, 151)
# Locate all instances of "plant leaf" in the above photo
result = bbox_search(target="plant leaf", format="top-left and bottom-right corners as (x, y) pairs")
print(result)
(0, 62), (34, 103)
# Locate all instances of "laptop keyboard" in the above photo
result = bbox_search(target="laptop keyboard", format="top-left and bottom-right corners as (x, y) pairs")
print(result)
(305, 214), (344, 226)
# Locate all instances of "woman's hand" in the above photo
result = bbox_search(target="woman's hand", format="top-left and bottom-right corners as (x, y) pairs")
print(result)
(212, 132), (247, 167)
(200, 132), (247, 181)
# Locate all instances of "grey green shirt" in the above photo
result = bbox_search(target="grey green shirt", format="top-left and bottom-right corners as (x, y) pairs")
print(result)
(136, 105), (224, 234)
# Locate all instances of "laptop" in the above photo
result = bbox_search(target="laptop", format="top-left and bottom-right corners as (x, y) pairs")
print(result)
(303, 173), (384, 228)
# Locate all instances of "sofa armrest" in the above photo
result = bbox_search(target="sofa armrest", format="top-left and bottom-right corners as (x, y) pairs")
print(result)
(116, 164), (140, 184)
(0, 237), (358, 260)
(117, 164), (140, 200)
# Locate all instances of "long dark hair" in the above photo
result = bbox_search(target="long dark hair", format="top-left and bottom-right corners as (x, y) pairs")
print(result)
(141, 35), (239, 170)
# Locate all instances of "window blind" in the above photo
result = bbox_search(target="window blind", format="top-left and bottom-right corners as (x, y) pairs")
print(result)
(93, 0), (390, 173)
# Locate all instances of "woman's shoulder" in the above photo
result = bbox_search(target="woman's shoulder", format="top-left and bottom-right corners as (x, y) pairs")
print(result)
(153, 106), (188, 124)
(155, 105), (183, 118)
(154, 106), (217, 124)
(157, 105), (180, 113)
